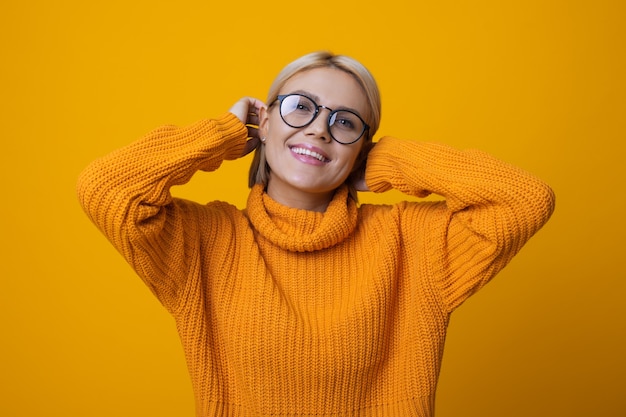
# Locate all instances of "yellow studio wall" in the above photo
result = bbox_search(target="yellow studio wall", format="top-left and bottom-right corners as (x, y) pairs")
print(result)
(1, 1), (624, 416)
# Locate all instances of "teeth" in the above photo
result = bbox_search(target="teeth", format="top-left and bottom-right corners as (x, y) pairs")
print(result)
(291, 147), (329, 162)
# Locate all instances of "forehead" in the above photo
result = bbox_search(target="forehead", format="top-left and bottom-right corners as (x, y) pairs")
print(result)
(281, 67), (368, 114)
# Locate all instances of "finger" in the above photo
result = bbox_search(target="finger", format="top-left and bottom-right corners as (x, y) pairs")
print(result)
(251, 98), (267, 112)
(245, 98), (266, 115)
(229, 97), (266, 124)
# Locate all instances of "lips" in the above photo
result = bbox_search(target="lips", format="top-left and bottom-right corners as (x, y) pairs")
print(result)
(289, 145), (330, 163)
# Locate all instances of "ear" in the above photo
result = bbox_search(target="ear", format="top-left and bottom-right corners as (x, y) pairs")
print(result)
(258, 105), (270, 139)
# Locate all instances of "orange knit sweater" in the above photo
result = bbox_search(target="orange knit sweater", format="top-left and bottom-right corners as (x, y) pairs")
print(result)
(77, 113), (555, 417)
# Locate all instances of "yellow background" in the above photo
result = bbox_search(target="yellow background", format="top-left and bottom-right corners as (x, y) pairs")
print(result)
(1, 0), (624, 416)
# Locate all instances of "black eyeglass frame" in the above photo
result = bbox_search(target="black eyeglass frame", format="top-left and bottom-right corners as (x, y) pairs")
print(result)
(275, 94), (370, 145)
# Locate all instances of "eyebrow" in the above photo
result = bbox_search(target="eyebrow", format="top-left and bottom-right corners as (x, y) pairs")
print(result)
(287, 89), (364, 116)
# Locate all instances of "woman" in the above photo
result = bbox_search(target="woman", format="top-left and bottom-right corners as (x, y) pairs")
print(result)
(77, 51), (555, 417)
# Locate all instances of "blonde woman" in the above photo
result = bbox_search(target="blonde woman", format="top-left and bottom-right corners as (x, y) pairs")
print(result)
(78, 51), (555, 417)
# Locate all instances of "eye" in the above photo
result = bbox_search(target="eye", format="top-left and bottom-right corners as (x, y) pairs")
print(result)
(337, 118), (354, 129)
(281, 95), (316, 118)
(332, 111), (361, 131)
(294, 97), (315, 113)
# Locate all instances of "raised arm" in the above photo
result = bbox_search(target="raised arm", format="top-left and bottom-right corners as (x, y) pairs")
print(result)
(76, 104), (260, 310)
(365, 136), (556, 311)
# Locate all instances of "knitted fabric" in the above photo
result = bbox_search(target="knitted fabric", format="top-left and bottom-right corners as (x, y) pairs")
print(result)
(77, 113), (555, 417)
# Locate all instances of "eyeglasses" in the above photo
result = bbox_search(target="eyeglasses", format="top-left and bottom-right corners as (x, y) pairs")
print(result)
(275, 94), (369, 145)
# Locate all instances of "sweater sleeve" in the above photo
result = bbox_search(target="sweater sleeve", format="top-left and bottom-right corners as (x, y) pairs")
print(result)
(364, 136), (556, 312)
(76, 112), (248, 311)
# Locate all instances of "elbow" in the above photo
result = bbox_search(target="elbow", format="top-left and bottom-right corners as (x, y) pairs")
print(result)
(535, 180), (556, 227)
(76, 162), (94, 215)
(76, 158), (109, 223)
(501, 176), (556, 247)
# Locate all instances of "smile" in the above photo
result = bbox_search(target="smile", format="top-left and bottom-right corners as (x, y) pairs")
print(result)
(290, 146), (330, 163)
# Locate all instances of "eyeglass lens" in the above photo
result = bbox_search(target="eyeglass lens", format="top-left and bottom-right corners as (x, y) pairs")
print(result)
(279, 94), (366, 144)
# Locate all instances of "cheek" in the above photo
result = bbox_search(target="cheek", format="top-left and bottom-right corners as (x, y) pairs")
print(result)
(331, 149), (362, 181)
(263, 141), (281, 168)
(266, 111), (288, 135)
(344, 145), (364, 171)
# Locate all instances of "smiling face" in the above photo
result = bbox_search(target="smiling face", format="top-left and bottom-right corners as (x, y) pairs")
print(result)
(258, 67), (369, 211)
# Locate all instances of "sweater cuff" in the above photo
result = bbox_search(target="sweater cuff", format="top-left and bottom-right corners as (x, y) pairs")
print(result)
(184, 112), (248, 163)
(364, 136), (432, 198)
(211, 112), (249, 160)
(364, 137), (397, 193)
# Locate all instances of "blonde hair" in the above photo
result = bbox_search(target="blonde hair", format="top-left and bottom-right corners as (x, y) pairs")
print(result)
(248, 51), (382, 202)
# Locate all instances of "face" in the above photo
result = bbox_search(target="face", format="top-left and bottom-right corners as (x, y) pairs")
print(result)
(259, 67), (368, 208)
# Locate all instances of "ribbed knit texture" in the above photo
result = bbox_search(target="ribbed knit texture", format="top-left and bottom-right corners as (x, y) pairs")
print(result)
(77, 113), (555, 417)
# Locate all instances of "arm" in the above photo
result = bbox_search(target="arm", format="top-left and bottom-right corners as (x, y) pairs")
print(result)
(365, 136), (555, 311)
(76, 109), (255, 311)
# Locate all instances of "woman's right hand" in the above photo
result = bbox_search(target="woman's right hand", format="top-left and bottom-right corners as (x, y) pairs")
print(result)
(229, 97), (267, 157)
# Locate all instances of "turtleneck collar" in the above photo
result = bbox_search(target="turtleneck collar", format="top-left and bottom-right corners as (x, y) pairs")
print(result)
(246, 184), (358, 252)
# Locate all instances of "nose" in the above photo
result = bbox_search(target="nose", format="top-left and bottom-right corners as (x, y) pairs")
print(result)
(305, 107), (332, 143)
